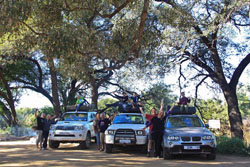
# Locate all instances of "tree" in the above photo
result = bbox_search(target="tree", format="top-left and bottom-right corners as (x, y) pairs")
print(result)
(154, 0), (250, 139)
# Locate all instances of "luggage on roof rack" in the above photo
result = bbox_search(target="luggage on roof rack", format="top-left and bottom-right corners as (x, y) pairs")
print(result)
(118, 105), (141, 113)
(167, 105), (196, 115)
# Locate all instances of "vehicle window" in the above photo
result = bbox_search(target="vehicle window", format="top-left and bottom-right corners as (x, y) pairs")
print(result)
(113, 115), (144, 124)
(166, 117), (203, 128)
(62, 113), (88, 121)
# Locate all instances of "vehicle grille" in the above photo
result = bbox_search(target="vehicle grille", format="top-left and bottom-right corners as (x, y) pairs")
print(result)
(192, 136), (201, 141)
(181, 136), (201, 142)
(181, 136), (190, 141)
(114, 129), (136, 143)
(54, 134), (75, 137)
(56, 126), (74, 130)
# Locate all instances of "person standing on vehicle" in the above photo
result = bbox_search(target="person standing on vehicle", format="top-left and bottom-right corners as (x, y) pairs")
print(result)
(139, 107), (158, 157)
(35, 109), (45, 150)
(93, 113), (101, 150)
(143, 99), (174, 158)
(98, 113), (115, 151)
(42, 114), (56, 150)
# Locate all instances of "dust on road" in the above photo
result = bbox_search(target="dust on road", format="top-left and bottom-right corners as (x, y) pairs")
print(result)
(0, 141), (249, 167)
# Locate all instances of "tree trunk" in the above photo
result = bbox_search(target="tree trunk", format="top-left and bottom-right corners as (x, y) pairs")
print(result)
(47, 56), (61, 116)
(222, 87), (244, 139)
(91, 84), (98, 109)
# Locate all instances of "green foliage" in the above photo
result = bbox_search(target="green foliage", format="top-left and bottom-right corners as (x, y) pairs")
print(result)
(142, 82), (177, 113)
(16, 106), (54, 128)
(237, 85), (250, 118)
(216, 136), (250, 156)
(196, 98), (230, 136)
(98, 98), (117, 114)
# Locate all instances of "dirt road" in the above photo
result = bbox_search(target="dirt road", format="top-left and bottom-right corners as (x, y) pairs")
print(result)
(0, 141), (249, 167)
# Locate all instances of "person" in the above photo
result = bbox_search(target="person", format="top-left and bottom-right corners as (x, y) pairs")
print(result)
(98, 113), (116, 151)
(105, 91), (129, 111)
(93, 113), (101, 150)
(42, 114), (56, 150)
(34, 109), (45, 150)
(142, 99), (174, 158)
(178, 92), (190, 113)
(139, 107), (158, 157)
(75, 94), (89, 112)
(129, 92), (141, 109)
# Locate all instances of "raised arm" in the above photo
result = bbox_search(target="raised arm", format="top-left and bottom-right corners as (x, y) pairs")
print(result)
(139, 107), (146, 116)
(159, 98), (164, 113)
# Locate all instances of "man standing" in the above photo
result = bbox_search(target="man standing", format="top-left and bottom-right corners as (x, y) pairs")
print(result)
(35, 109), (45, 150)
(93, 113), (101, 150)
(42, 114), (56, 150)
(139, 107), (158, 157)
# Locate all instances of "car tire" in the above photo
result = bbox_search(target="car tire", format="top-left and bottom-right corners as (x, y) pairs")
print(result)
(49, 140), (60, 149)
(105, 144), (113, 153)
(163, 147), (173, 160)
(79, 132), (91, 149)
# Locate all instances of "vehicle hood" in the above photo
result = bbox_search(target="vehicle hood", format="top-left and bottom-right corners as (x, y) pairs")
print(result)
(165, 127), (213, 136)
(55, 121), (88, 126)
(108, 124), (145, 130)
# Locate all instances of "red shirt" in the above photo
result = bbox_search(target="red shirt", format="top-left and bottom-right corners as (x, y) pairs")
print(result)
(145, 114), (158, 131)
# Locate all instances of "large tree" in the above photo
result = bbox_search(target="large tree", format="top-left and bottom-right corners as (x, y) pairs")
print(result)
(154, 0), (250, 139)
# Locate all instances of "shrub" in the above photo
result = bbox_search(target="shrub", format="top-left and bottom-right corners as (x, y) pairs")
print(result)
(216, 136), (250, 156)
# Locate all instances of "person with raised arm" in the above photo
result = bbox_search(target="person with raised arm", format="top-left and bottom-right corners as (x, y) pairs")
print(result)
(34, 109), (45, 150)
(142, 99), (175, 158)
(139, 106), (158, 157)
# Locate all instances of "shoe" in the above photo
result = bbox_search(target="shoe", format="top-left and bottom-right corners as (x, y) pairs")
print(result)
(146, 152), (150, 157)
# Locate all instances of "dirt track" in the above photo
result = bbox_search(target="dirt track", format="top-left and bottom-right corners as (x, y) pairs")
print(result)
(0, 141), (250, 167)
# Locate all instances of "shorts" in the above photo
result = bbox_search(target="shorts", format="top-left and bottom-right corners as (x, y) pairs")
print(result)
(36, 130), (43, 145)
(148, 131), (152, 140)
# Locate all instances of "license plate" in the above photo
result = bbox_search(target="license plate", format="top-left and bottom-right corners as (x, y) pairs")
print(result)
(58, 132), (70, 135)
(119, 140), (131, 144)
(184, 146), (200, 150)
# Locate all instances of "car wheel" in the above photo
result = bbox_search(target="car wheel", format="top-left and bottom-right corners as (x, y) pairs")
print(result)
(105, 144), (113, 153)
(163, 147), (173, 160)
(49, 140), (60, 149)
(79, 132), (91, 149)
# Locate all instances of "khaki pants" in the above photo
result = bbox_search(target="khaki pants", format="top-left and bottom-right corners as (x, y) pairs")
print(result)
(36, 130), (43, 146)
(100, 133), (105, 150)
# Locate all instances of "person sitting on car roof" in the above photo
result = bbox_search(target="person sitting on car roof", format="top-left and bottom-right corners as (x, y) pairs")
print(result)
(75, 93), (89, 113)
(177, 92), (190, 113)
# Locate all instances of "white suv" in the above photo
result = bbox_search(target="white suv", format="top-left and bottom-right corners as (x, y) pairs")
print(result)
(49, 111), (96, 149)
(105, 113), (148, 153)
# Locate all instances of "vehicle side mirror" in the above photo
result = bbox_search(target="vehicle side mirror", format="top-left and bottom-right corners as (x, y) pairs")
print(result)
(205, 124), (209, 128)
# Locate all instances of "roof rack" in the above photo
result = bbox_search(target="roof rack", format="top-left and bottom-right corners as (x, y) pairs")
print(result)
(167, 105), (196, 115)
(118, 105), (141, 113)
(65, 105), (97, 112)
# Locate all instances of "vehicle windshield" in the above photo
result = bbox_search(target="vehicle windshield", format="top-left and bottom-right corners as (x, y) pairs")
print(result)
(62, 113), (88, 121)
(113, 115), (144, 124)
(166, 116), (204, 128)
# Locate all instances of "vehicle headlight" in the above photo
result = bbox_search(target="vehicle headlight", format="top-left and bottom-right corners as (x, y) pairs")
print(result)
(107, 130), (115, 135)
(74, 126), (84, 131)
(167, 136), (180, 141)
(202, 135), (213, 140)
(136, 130), (144, 136)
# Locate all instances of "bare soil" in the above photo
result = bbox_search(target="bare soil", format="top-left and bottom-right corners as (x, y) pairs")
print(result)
(0, 141), (249, 167)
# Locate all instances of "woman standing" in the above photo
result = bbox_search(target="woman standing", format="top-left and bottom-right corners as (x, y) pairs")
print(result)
(93, 113), (100, 150)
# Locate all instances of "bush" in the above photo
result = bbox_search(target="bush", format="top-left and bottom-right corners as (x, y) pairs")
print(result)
(216, 136), (250, 156)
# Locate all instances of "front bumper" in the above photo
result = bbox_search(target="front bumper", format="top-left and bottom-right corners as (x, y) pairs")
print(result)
(49, 130), (87, 142)
(105, 134), (147, 145)
(164, 139), (216, 154)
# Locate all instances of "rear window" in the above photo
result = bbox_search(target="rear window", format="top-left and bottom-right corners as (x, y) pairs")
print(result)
(166, 116), (204, 128)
